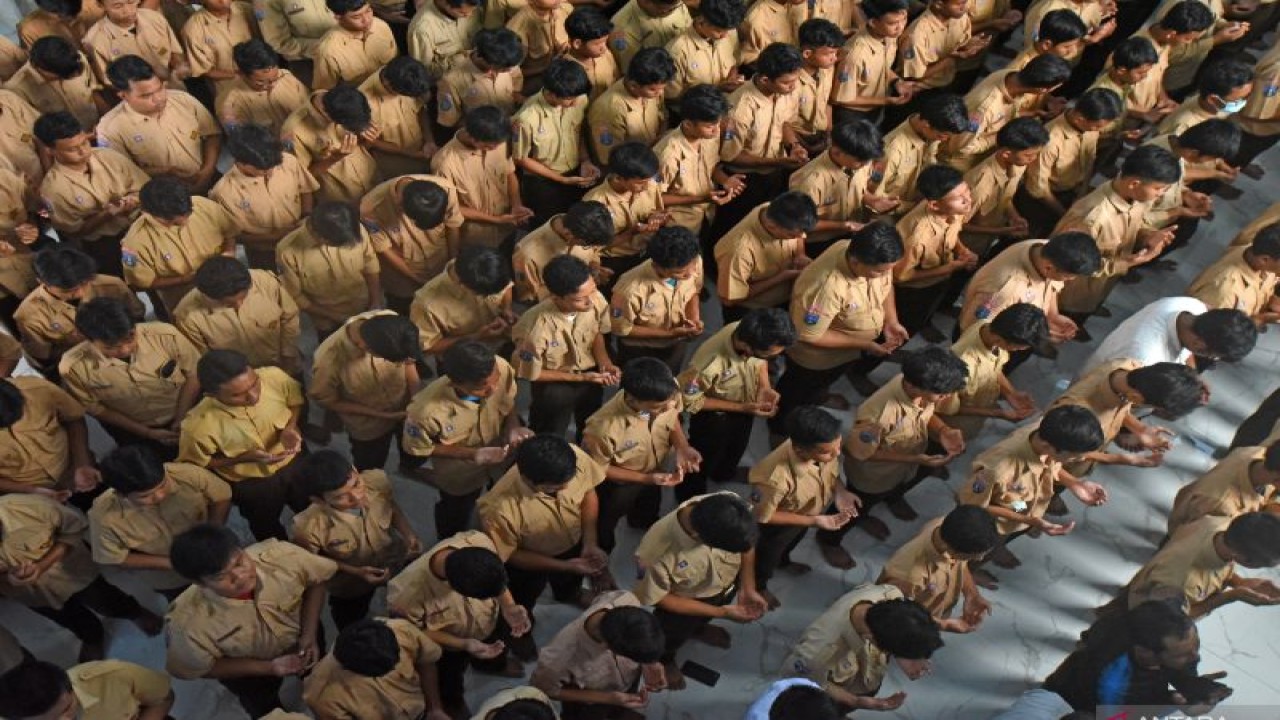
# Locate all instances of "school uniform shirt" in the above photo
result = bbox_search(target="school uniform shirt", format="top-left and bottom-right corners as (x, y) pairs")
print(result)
(255, 0), (336, 61)
(564, 51), (619, 102)
(0, 335), (22, 372)
(513, 91), (588, 176)
(216, 70), (311, 134)
(582, 393), (679, 476)
(664, 26), (739, 101)
(409, 262), (511, 352)
(400, 358), (517, 496)
(1124, 27), (1172, 116)
(1054, 181), (1153, 314)
(874, 120), (939, 211)
(781, 584), (901, 695)
(959, 240), (1062, 330)
(582, 180), (664, 258)
(82, 10), (184, 88)
(1049, 358), (1141, 445)
(0, 377), (85, 490)
(795, 67), (834, 137)
(209, 151), (319, 237)
(1167, 446), (1277, 535)
(0, 90), (42, 185)
(68, 660), (173, 720)
(291, 470), (406, 597)
(1237, 42), (1280, 137)
(122, 197), (240, 311)
(96, 91), (221, 178)
(165, 539), (338, 678)
(512, 218), (604, 304)
(844, 376), (933, 495)
(311, 311), (416, 442)
(899, 10), (971, 90)
(3, 54), (103, 129)
(282, 92), (379, 204)
(1125, 515), (1233, 612)
(963, 155), (1025, 251)
(59, 321), (199, 428)
(176, 366), (304, 482)
(632, 492), (742, 604)
(39, 149), (149, 243)
(360, 174), (464, 299)
(312, 19), (398, 91)
(833, 32), (898, 110)
(407, 3), (482, 81)
(481, 0), (526, 29)
(507, 5), (570, 78)
(276, 223), (379, 332)
(1154, 94), (1225, 137)
(477, 443), (605, 560)
(676, 322), (764, 413)
(946, 70), (1020, 172)
(0, 38), (22, 83)
(88, 462), (231, 591)
(436, 59), (523, 129)
(181, 3), (256, 95)
(0, 163), (35, 302)
(15, 276), (144, 363)
(712, 205), (805, 309)
(788, 240), (893, 371)
(1188, 245), (1279, 318)
(531, 590), (644, 695)
(386, 530), (502, 636)
(16, 10), (81, 51)
(608, 0), (691, 70)
(0, 493), (97, 609)
(609, 258), (702, 347)
(958, 425), (1064, 535)
(431, 137), (517, 249)
(303, 618), (443, 720)
(653, 126), (720, 232)
(1027, 114), (1098, 201)
(587, 79), (667, 165)
(895, 201), (963, 289)
(938, 320), (1009, 439)
(511, 291), (610, 379)
(172, 269), (301, 370)
(360, 72), (430, 179)
(789, 151), (873, 245)
(721, 81), (801, 171)
(1149, 0), (1224, 92)
(749, 441), (840, 521)
(880, 518), (969, 618)
(1232, 199), (1280, 249)
(1024, 0), (1105, 51)
(738, 0), (798, 65)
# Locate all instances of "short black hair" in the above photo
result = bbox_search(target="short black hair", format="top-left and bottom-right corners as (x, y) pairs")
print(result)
(1112, 36), (1159, 69)
(0, 381), (22, 429)
(1036, 8), (1088, 44)
(996, 117), (1050, 151)
(756, 42), (804, 79)
(195, 255), (252, 300)
(680, 84), (731, 123)
(1074, 87), (1124, 122)
(647, 226), (700, 269)
(34, 246), (96, 289)
(1037, 405), (1105, 453)
(735, 308), (797, 351)
(1251, 224), (1280, 258)
(831, 118), (884, 162)
(401, 179), (448, 231)
(491, 700), (557, 720)
(1198, 58), (1254, 99)
(861, 0), (909, 19)
(327, 0), (369, 14)
(916, 164), (964, 201)
(441, 339), (497, 384)
(232, 38), (281, 74)
(0, 661), (71, 718)
(989, 302), (1049, 348)
(1191, 308), (1257, 362)
(74, 297), (136, 343)
(865, 598), (944, 659)
(1160, 0), (1215, 33)
(918, 92), (970, 134)
(543, 254), (593, 297)
(35, 0), (82, 17)
(764, 192), (819, 233)
(1128, 600), (1194, 653)
(333, 618), (400, 677)
(170, 524), (242, 582)
(939, 504), (1000, 555)
(358, 314), (423, 363)
(29, 36), (81, 78)
(1225, 512), (1280, 566)
(1017, 54), (1072, 89)
(565, 6), (612, 40)
(322, 84), (373, 133)
(1126, 362), (1205, 419)
(443, 546), (508, 598)
(140, 175), (193, 220)
(1120, 144), (1182, 184)
(99, 444), (166, 496)
(688, 493), (758, 552)
(1042, 232), (1102, 275)
(515, 434), (578, 487)
(599, 606), (666, 662)
(798, 18), (844, 49)
(106, 54), (157, 92)
(562, 201), (615, 246)
(299, 449), (355, 498)
(454, 245), (512, 296)
(543, 57), (591, 99)
(626, 47), (675, 85)
(1177, 119), (1241, 161)
(310, 201), (362, 246)
(608, 141), (660, 179)
(848, 221), (905, 264)
(769, 684), (841, 720)
(901, 345), (969, 394)
(464, 105), (511, 144)
(227, 123), (284, 169)
(785, 405), (841, 447)
(700, 0), (748, 29)
(621, 356), (677, 402)
(382, 56), (431, 97)
(196, 348), (252, 393)
(33, 110), (83, 146)
(474, 28), (526, 69)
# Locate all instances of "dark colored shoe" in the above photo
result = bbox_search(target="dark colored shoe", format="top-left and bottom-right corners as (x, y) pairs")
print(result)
(1094, 306), (1113, 318)
(971, 567), (1000, 590)
(856, 515), (891, 541)
(761, 589), (781, 610)
(78, 641), (105, 663)
(1073, 326), (1093, 343)
(819, 544), (856, 569)
(506, 632), (538, 662)
(694, 624), (731, 649)
(1046, 495), (1070, 517)
(849, 375), (881, 398)
(1215, 184), (1244, 200)
(919, 324), (947, 343)
(887, 497), (919, 521)
(664, 662), (687, 690)
(131, 608), (165, 636)
(779, 559), (813, 574)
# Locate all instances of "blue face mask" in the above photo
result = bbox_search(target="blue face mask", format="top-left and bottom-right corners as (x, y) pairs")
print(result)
(1221, 98), (1247, 114)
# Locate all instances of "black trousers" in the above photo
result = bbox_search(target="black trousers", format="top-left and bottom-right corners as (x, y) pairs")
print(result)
(894, 282), (948, 338)
(229, 459), (308, 541)
(815, 481), (916, 547)
(596, 480), (655, 554)
(1231, 385), (1280, 449)
(754, 523), (808, 591)
(34, 575), (144, 647)
(219, 675), (284, 718)
(330, 588), (376, 631)
(506, 543), (584, 613)
(529, 381), (604, 440)
(437, 621), (514, 707)
(614, 340), (688, 375)
(1236, 130), (1280, 170)
(681, 410), (754, 502)
(349, 429), (414, 472)
(769, 360), (853, 436)
(386, 293), (413, 318)
(653, 586), (735, 662)
(77, 232), (126, 279)
(100, 423), (179, 462)
(521, 172), (587, 229)
(434, 487), (483, 541)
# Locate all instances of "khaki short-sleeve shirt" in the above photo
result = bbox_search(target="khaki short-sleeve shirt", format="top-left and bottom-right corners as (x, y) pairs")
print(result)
(386, 531), (501, 637)
(712, 205), (804, 309)
(216, 71), (311, 134)
(781, 584), (901, 695)
(59, 321), (200, 428)
(310, 311), (416, 442)
(675, 322), (764, 413)
(302, 618), (443, 720)
(581, 393), (679, 475)
(632, 493), (743, 604)
(477, 444), (604, 559)
(788, 240), (892, 370)
(96, 91), (220, 178)
(40, 148), (149, 242)
(176, 366), (304, 482)
(0, 493), (97, 608)
(880, 519), (969, 618)
(0, 377), (84, 490)
(749, 441), (840, 520)
(312, 20), (398, 90)
(290, 470), (406, 597)
(511, 292), (610, 378)
(15, 276), (143, 362)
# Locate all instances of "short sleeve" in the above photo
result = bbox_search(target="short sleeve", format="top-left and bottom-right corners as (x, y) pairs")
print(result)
(845, 419), (882, 461)
(478, 503), (521, 561)
(958, 465), (998, 507)
(165, 620), (220, 679)
(88, 508), (130, 565)
(632, 555), (675, 605)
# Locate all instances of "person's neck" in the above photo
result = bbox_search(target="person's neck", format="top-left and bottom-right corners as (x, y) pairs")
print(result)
(803, 62), (821, 77)
(978, 323), (999, 350)
(995, 154), (1016, 170)
(849, 601), (874, 639)
(1243, 249), (1269, 273)
(1107, 369), (1132, 401)
(676, 504), (696, 536)
(60, 158), (90, 172)
(929, 526), (952, 557)
(1198, 96), (1216, 113)
(109, 17), (136, 29)
(1211, 532), (1233, 562)
(1174, 312), (1195, 348)
(1108, 178), (1135, 202)
(1247, 459), (1275, 488)
(753, 76), (774, 97)
(1028, 245), (1050, 280)
(207, 5), (232, 18)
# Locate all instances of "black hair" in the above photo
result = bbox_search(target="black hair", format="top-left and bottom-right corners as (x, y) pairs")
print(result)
(608, 141), (660, 179)
(401, 179), (448, 231)
(1128, 600), (1195, 653)
(700, 0), (748, 29)
(848, 221), (905, 264)
(74, 297), (136, 343)
(99, 444), (166, 496)
(358, 314), (423, 363)
(756, 42), (804, 79)
(1198, 58), (1254, 99)
(939, 504), (1001, 555)
(1112, 36), (1159, 70)
(33, 110), (83, 147)
(1120, 144), (1182, 184)
(865, 598), (944, 659)
(1074, 87), (1124, 122)
(443, 546), (509, 598)
(1159, 0), (1215, 33)
(598, 606), (666, 662)
(29, 36), (81, 77)
(327, 0), (368, 13)
(299, 449), (356, 498)
(35, 0), (82, 16)
(309, 201), (362, 246)
(106, 54), (157, 92)
(1190, 308), (1257, 362)
(735, 308), (797, 351)
(543, 254), (593, 297)
(0, 661), (71, 718)
(1042, 231), (1102, 275)
(194, 256), (252, 300)
(440, 340), (497, 385)
(918, 92), (970, 134)
(688, 493), (758, 552)
(996, 117), (1050, 151)
(901, 345), (969, 394)
(170, 524), (242, 582)
(989, 302), (1049, 348)
(798, 18), (844, 49)
(621, 356), (678, 402)
(232, 38), (281, 74)
(916, 164), (964, 201)
(382, 56), (431, 97)
(1225, 512), (1280, 566)
(647, 226), (700, 269)
(562, 201), (615, 246)
(322, 84), (373, 133)
(861, 0), (910, 19)
(491, 700), (558, 720)
(196, 349), (252, 393)
(543, 57), (591, 99)
(831, 118), (884, 162)
(463, 105), (511, 144)
(333, 619), (400, 677)
(1037, 405), (1105, 453)
(1251, 223), (1280, 258)
(769, 685), (841, 720)
(515, 433), (578, 487)
(454, 245), (512, 295)
(139, 175), (193, 220)
(785, 405), (842, 447)
(565, 6), (612, 40)
(763, 191), (819, 233)
(679, 84), (731, 123)
(474, 28), (527, 70)
(0, 381), (24, 429)
(1018, 54), (1072, 89)
(625, 47), (675, 85)
(1126, 362), (1205, 419)
(34, 246), (96, 289)
(1036, 8), (1088, 44)
(1177, 119), (1241, 161)
(227, 123), (284, 169)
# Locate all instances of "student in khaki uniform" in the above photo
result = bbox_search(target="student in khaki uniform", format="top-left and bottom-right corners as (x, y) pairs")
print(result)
(1008, 9), (1088, 74)
(470, 688), (559, 720)
(89, 444), (231, 600)
(276, 202), (381, 338)
(3, 37), (109, 130)
(216, 39), (312, 134)
(505, 0), (570, 94)
(211, 124), (320, 266)
(1154, 60), (1253, 139)
(1140, 121), (1236, 252)
(781, 587), (942, 711)
(751, 407), (860, 594)
(0, 377), (99, 502)
(713, 194), (816, 323)
(166, 524), (338, 717)
(831, 0), (914, 123)
(609, 227), (703, 370)
(513, 200), (614, 304)
(312, 312), (423, 471)
(587, 48), (672, 165)
(361, 57), (437, 180)
(719, 43), (806, 213)
(869, 94), (970, 211)
(0, 88), (44, 187)
(878, 505), (998, 633)
(436, 28), (526, 129)
(15, 248), (145, 374)
(0, 660), (173, 720)
(291, 450), (422, 629)
(513, 58), (598, 228)
(1167, 443), (1280, 536)
(177, 350), (306, 540)
(1234, 40), (1280, 169)
(893, 165), (977, 336)
(654, 85), (744, 235)
(1189, 222), (1280, 324)
(771, 224), (908, 433)
(312, 0), (398, 90)
(97, 56), (221, 192)
(123, 176), (239, 315)
(408, 0), (483, 82)
(959, 119), (1046, 256)
(582, 358), (699, 552)
(939, 304), (1044, 440)
(433, 106), (531, 249)
(360, 178), (461, 308)
(1023, 0), (1111, 54)
(563, 7), (619, 102)
(790, 119), (899, 246)
(180, 0), (256, 101)
(386, 532), (532, 716)
(257, 0), (337, 61)
(303, 618), (451, 720)
(530, 591), (667, 717)
(583, 142), (669, 278)
(941, 56), (1070, 173)
(281, 85), (382, 204)
(791, 19), (841, 153)
(16, 2), (96, 50)
(402, 341), (528, 539)
(34, 112), (149, 280)
(609, 0), (691, 71)
(410, 245), (514, 356)
(0, 493), (162, 662)
(0, 160), (36, 335)
(738, 0), (804, 66)
(83, 0), (189, 88)
(663, 0), (744, 105)
(59, 298), (201, 453)
(173, 257), (301, 373)
(897, 0), (988, 92)
(632, 493), (765, 688)
(513, 255), (619, 437)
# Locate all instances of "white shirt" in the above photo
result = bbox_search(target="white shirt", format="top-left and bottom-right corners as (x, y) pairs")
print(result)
(743, 678), (824, 720)
(1080, 297), (1207, 376)
(990, 689), (1075, 720)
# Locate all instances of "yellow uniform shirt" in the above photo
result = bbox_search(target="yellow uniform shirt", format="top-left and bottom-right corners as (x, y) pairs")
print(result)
(360, 173), (465, 299)
(477, 443), (604, 559)
(531, 590), (644, 695)
(360, 72), (430, 180)
(609, 0), (691, 70)
(312, 20), (399, 90)
(632, 492), (742, 604)
(275, 223), (379, 332)
(564, 51), (619, 101)
(69, 660), (173, 720)
(1027, 113), (1098, 200)
(177, 366), (304, 482)
(172, 269), (301, 370)
(15, 275), (143, 363)
(303, 618), (443, 719)
(945, 70), (1020, 172)
(899, 10), (971, 89)
(0, 493), (97, 609)
(587, 79), (667, 165)
(712, 204), (805, 310)
(511, 292), (611, 378)
(833, 32), (898, 109)
(875, 120), (939, 210)
(3, 54), (103, 129)
(1125, 515), (1233, 612)
(96, 91), (221, 178)
(939, 320), (1009, 439)
(664, 26), (739, 101)
(407, 4), (482, 81)
(1189, 246), (1280, 319)
(513, 91), (588, 175)
(721, 81), (801, 170)
(790, 152), (873, 244)
(0, 90), (42, 185)
(0, 377), (84, 490)
(216, 70), (311, 134)
(609, 258), (702, 346)
(582, 180), (664, 258)
(788, 240), (892, 370)
(959, 240), (1062, 330)
(121, 196), (240, 312)
(676, 322), (764, 413)
(82, 10), (184, 87)
(310, 311), (417, 442)
(282, 92), (379, 204)
(781, 584), (901, 695)
(436, 58), (523, 128)
(749, 441), (840, 520)
(844, 376), (933, 494)
(506, 5), (570, 79)
(208, 151), (319, 237)
(1024, 0), (1105, 50)
(653, 127), (720, 231)
(0, 162), (35, 300)
(739, 0), (798, 65)
(386, 530), (501, 636)
(39, 148), (149, 243)
(409, 262), (511, 352)
(254, 0), (336, 60)
(181, 3), (256, 92)
(431, 136), (517, 249)
(1049, 358), (1141, 446)
(1167, 446), (1277, 535)
(582, 392), (680, 475)
(958, 425), (1064, 534)
(880, 518), (969, 618)
(511, 218), (604, 303)
(59, 321), (199, 428)
(795, 66), (834, 136)
(1054, 181), (1151, 314)
(963, 155), (1026, 254)
(290, 469), (406, 597)
(1237, 42), (1280, 137)
(895, 200), (963, 289)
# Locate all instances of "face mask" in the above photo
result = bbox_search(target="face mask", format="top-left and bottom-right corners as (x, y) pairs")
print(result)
(1221, 98), (1247, 114)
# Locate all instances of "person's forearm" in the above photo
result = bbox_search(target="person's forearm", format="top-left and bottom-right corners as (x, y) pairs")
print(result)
(66, 419), (94, 468)
(759, 509), (820, 527)
(299, 584), (328, 640)
(983, 505), (1034, 527)
(425, 629), (473, 652)
(552, 688), (624, 706)
(1188, 591), (1235, 619)
(896, 262), (958, 284)
(427, 443), (482, 461)
(591, 333), (612, 370)
(119, 551), (173, 571)
(417, 660), (446, 715)
(797, 331), (877, 351)
(615, 324), (678, 339)
(699, 397), (751, 413)
(508, 548), (575, 573)
(533, 368), (590, 382)
(656, 592), (727, 618)
(138, 692), (174, 720)
(173, 378), (200, 426)
(516, 156), (571, 183)
(865, 449), (926, 464)
(377, 249), (424, 284)
(92, 408), (160, 438)
(146, 273), (197, 288)
(460, 206), (510, 225)
(741, 269), (799, 299)
(205, 657), (277, 680)
(391, 504), (415, 544)
(507, 171), (523, 209)
(200, 136), (222, 175)
(37, 542), (72, 573)
(0, 479), (42, 494)
(365, 272), (382, 310)
(581, 491), (600, 549)
(738, 548), (759, 594)
(604, 464), (653, 484)
(952, 403), (1005, 418)
(209, 500), (232, 526)
(662, 192), (711, 207)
